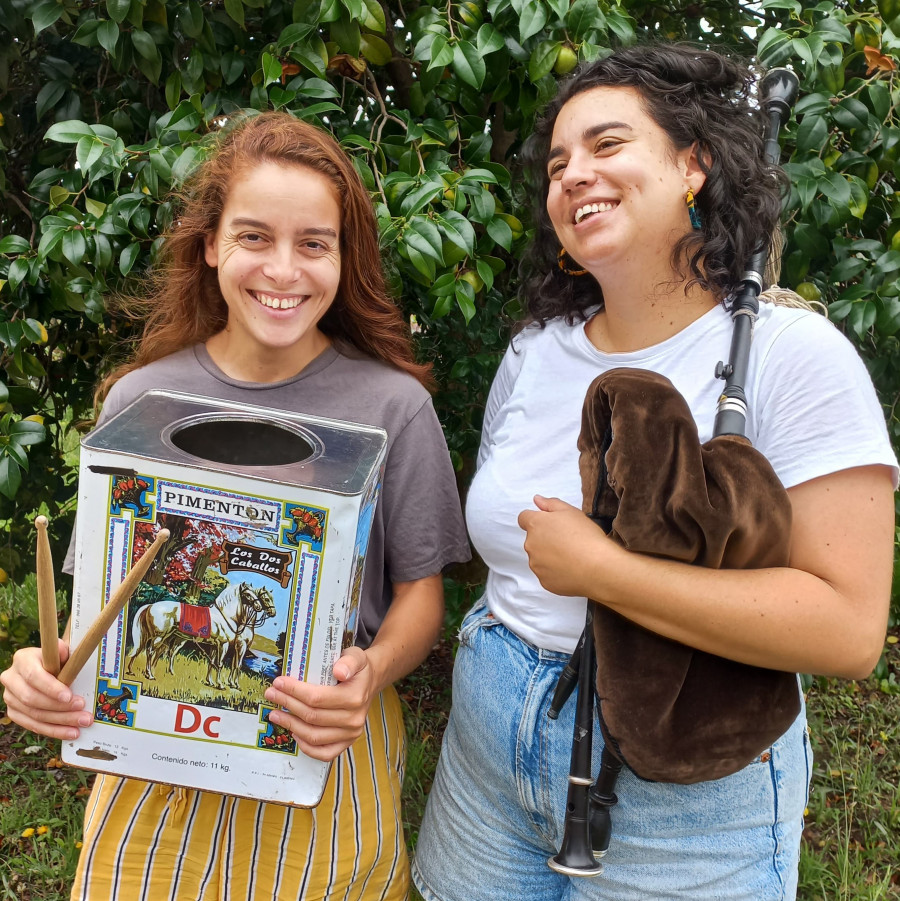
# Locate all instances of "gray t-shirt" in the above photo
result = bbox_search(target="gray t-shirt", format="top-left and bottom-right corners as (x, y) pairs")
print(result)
(66, 342), (470, 647)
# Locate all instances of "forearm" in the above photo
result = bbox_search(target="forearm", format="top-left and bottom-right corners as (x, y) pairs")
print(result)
(589, 548), (888, 678)
(364, 574), (444, 693)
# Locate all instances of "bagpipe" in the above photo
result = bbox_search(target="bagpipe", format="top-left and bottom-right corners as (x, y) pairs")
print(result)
(548, 68), (801, 877)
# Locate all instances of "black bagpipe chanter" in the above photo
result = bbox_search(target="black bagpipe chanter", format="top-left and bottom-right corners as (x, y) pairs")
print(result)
(548, 68), (801, 877)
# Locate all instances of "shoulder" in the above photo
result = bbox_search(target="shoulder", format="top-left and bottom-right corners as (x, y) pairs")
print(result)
(101, 347), (202, 421)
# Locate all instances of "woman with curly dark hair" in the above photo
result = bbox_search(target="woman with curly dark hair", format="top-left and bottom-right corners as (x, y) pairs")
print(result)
(412, 44), (897, 901)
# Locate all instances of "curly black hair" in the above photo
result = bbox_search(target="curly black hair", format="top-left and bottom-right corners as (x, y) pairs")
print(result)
(519, 43), (786, 326)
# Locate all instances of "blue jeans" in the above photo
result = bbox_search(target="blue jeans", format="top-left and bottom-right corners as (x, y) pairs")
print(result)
(412, 603), (812, 901)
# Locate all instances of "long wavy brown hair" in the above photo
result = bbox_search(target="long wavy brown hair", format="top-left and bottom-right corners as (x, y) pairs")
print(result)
(98, 111), (430, 403)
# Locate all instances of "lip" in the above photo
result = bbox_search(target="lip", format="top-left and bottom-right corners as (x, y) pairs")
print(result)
(573, 200), (618, 225)
(249, 290), (309, 311)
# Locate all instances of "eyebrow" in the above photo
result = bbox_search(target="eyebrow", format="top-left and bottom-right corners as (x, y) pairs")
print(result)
(547, 121), (634, 165)
(228, 218), (338, 239)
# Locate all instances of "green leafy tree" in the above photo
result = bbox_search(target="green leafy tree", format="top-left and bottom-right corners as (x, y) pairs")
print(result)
(0, 0), (898, 584)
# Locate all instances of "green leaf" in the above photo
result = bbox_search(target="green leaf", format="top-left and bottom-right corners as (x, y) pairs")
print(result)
(878, 0), (900, 35)
(7, 258), (28, 292)
(298, 78), (340, 99)
(830, 256), (866, 282)
(865, 84), (892, 122)
(120, 243), (141, 276)
(262, 52), (283, 86)
(97, 19), (119, 54)
(795, 115), (828, 155)
(452, 41), (485, 90)
(62, 229), (87, 266)
(846, 175), (869, 220)
(819, 172), (852, 207)
(476, 23), (505, 55)
(106, 0), (131, 22)
(76, 136), (105, 174)
(277, 22), (315, 48)
(566, 0), (604, 38)
(519, 2), (548, 42)
(438, 211), (476, 255)
(9, 420), (46, 445)
(360, 35), (392, 66)
(400, 182), (444, 216)
(811, 17), (851, 43)
(36, 81), (67, 121)
(0, 455), (23, 500)
(0, 236), (31, 255)
(131, 29), (158, 61)
(177, 1), (204, 38)
(289, 38), (329, 78)
(331, 13), (361, 57)
(403, 244), (436, 280)
(225, 0), (245, 27)
(486, 215), (513, 251)
(85, 198), (107, 218)
(32, 0), (64, 35)
(361, 0), (386, 33)
(455, 280), (476, 322)
(165, 72), (183, 110)
(45, 120), (95, 144)
(475, 257), (495, 292)
(832, 97), (871, 133)
(427, 35), (455, 71)
(49, 186), (70, 208)
(757, 27), (792, 67)
(405, 217), (444, 262)
(528, 40), (560, 82)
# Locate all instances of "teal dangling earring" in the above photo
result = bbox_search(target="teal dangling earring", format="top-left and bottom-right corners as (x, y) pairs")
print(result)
(685, 189), (702, 230)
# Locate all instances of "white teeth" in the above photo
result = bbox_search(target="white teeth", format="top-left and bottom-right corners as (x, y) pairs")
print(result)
(255, 292), (305, 310)
(574, 202), (615, 224)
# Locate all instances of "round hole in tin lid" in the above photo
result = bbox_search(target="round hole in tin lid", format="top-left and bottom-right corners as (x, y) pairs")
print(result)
(170, 418), (314, 466)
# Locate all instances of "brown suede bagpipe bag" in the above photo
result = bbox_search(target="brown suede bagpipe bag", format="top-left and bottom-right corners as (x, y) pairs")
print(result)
(578, 367), (801, 784)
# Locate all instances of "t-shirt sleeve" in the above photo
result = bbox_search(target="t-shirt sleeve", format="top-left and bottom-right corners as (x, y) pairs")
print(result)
(477, 338), (527, 470)
(752, 313), (898, 490)
(61, 379), (141, 575)
(380, 399), (470, 583)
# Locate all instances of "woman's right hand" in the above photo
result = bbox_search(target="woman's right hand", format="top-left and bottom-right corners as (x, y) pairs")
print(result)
(0, 642), (93, 740)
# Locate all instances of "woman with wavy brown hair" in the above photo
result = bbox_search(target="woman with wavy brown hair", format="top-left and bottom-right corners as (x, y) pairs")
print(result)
(2, 111), (470, 900)
(412, 44), (897, 901)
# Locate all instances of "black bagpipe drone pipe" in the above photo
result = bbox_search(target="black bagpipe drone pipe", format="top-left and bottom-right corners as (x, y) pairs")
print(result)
(548, 67), (801, 877)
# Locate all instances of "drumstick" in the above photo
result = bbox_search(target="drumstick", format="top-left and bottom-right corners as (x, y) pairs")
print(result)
(35, 515), (60, 676)
(58, 529), (170, 687)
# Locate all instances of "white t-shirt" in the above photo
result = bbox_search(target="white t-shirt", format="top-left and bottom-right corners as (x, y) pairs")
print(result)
(466, 303), (898, 654)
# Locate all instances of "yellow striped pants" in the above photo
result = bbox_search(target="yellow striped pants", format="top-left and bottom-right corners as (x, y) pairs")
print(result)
(70, 688), (408, 901)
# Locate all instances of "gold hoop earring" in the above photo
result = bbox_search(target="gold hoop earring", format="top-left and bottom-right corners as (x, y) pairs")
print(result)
(557, 248), (587, 277)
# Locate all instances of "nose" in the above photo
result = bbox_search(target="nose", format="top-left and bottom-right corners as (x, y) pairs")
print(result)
(261, 241), (302, 284)
(559, 148), (595, 192)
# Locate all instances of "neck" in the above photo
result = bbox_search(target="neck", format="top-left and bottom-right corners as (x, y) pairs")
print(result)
(584, 265), (718, 353)
(204, 331), (331, 383)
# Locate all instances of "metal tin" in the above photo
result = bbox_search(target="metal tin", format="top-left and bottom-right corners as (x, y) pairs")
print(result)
(61, 390), (387, 807)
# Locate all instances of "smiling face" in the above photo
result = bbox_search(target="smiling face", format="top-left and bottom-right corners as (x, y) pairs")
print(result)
(545, 86), (706, 284)
(203, 161), (341, 381)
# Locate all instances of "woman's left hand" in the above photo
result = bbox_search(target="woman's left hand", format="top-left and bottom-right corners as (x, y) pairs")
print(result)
(264, 647), (376, 762)
(518, 495), (621, 598)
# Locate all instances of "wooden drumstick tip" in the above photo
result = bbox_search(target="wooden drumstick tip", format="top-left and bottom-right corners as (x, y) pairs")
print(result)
(58, 527), (171, 687)
(35, 514), (60, 677)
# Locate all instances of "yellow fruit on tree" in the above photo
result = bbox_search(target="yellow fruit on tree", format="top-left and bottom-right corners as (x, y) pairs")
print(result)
(460, 269), (483, 292)
(795, 282), (822, 302)
(0, 567), (7, 585)
(554, 46), (578, 76)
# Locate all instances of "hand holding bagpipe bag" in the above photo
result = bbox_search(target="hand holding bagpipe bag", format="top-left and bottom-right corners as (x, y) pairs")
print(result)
(577, 367), (800, 783)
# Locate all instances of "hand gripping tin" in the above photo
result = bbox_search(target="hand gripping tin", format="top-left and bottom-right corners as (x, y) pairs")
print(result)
(61, 390), (387, 807)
